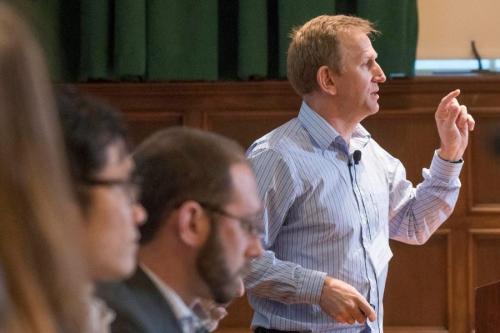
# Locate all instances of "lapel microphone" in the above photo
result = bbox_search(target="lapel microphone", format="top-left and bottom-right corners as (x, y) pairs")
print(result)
(353, 150), (362, 165)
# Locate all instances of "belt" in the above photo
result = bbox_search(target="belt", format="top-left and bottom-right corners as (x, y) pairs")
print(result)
(254, 327), (300, 333)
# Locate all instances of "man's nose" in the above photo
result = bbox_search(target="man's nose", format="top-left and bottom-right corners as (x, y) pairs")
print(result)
(133, 203), (147, 226)
(373, 61), (386, 83)
(246, 235), (264, 259)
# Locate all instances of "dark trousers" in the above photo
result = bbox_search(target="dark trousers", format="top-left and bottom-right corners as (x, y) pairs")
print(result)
(254, 328), (300, 333)
(254, 326), (372, 333)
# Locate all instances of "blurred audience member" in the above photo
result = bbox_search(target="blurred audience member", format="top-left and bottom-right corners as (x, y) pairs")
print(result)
(0, 3), (88, 333)
(57, 88), (147, 332)
(0, 267), (8, 331)
(97, 127), (264, 333)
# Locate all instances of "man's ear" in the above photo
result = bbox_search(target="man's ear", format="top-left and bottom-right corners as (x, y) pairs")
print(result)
(177, 201), (210, 248)
(316, 65), (337, 96)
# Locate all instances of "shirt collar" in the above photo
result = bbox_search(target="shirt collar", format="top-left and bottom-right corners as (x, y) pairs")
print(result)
(88, 296), (116, 332)
(140, 264), (194, 321)
(297, 101), (371, 153)
(351, 124), (371, 152)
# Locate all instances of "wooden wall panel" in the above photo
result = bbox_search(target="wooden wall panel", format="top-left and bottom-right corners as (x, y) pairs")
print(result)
(206, 112), (296, 149)
(473, 235), (500, 287)
(468, 231), (500, 329)
(385, 232), (449, 327)
(77, 77), (500, 333)
(469, 113), (500, 213)
(125, 112), (184, 145)
(219, 297), (253, 329)
(363, 113), (440, 186)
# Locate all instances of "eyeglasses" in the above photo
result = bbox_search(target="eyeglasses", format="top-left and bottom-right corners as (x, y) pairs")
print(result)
(199, 202), (264, 238)
(82, 178), (141, 204)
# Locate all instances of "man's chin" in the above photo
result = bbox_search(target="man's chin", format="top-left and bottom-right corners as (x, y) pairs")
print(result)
(227, 282), (245, 300)
(211, 279), (243, 304)
(369, 104), (380, 115)
(212, 291), (232, 304)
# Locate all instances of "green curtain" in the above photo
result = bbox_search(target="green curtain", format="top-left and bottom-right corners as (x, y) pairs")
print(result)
(147, 0), (218, 80)
(357, 0), (418, 77)
(276, 0), (337, 77)
(80, 1), (110, 80)
(18, 0), (418, 81)
(78, 0), (218, 80)
(238, 0), (267, 79)
(115, 0), (146, 78)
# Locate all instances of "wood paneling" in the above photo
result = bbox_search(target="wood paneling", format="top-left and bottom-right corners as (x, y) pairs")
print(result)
(206, 111), (296, 149)
(78, 76), (500, 333)
(468, 230), (500, 329)
(475, 279), (500, 333)
(124, 112), (184, 144)
(469, 113), (500, 213)
(363, 113), (440, 186)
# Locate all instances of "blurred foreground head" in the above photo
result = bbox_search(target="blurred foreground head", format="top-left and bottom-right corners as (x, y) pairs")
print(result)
(0, 3), (87, 333)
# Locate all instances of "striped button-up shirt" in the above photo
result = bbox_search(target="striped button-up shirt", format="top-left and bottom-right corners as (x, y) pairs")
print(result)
(245, 102), (462, 332)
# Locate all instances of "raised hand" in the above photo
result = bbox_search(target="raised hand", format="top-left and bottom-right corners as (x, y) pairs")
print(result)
(435, 89), (475, 161)
(319, 276), (376, 325)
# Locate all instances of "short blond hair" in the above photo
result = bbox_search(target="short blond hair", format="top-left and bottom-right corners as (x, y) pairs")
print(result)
(287, 15), (377, 96)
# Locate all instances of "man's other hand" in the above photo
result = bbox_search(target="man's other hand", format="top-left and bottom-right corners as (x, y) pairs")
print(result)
(319, 276), (376, 325)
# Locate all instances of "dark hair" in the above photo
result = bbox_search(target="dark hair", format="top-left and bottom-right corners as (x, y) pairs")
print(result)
(134, 127), (247, 244)
(57, 87), (129, 209)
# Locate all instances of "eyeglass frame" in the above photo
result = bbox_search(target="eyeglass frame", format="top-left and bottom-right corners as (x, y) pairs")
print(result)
(197, 201), (264, 239)
(81, 177), (141, 204)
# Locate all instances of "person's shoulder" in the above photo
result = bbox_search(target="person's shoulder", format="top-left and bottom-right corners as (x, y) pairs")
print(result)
(363, 136), (403, 173)
(94, 281), (145, 332)
(96, 280), (129, 302)
(96, 271), (182, 333)
(97, 268), (164, 307)
(248, 117), (306, 157)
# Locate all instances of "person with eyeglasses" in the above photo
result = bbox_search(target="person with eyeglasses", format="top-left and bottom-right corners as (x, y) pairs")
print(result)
(97, 127), (264, 333)
(57, 88), (147, 333)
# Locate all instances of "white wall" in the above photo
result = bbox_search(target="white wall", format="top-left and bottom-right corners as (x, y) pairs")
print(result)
(417, 0), (500, 59)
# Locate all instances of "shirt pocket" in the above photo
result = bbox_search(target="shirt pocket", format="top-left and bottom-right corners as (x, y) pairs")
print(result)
(368, 189), (389, 237)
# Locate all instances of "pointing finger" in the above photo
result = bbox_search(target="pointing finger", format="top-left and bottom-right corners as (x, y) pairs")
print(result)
(438, 89), (461, 112)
